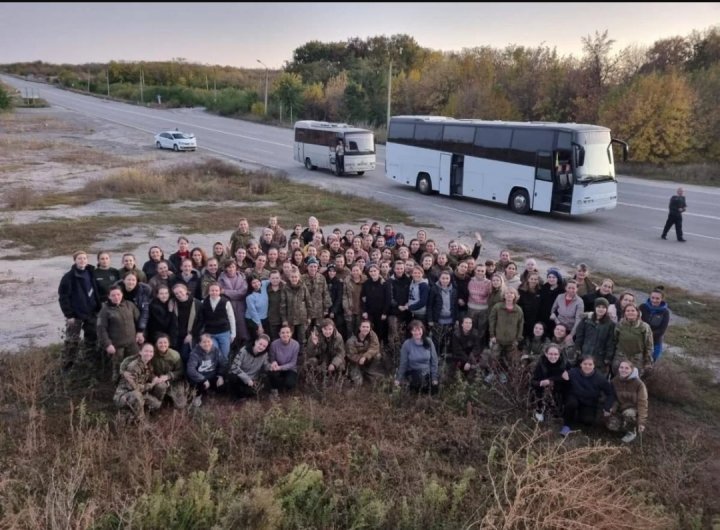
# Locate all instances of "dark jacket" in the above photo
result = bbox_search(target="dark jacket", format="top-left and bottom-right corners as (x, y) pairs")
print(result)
(531, 355), (570, 388)
(668, 195), (686, 215)
(640, 300), (670, 342)
(449, 327), (482, 367)
(361, 277), (391, 317)
(327, 275), (344, 317)
(58, 264), (101, 320)
(116, 280), (152, 332)
(93, 267), (120, 303)
(145, 298), (179, 344)
(518, 287), (542, 338)
(428, 283), (458, 324)
(574, 314), (616, 365)
(567, 367), (615, 411)
(538, 283), (564, 328)
(390, 274), (411, 316)
(186, 344), (226, 384)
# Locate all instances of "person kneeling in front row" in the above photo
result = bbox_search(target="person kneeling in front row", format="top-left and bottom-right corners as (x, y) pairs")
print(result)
(607, 360), (648, 443)
(268, 326), (300, 398)
(186, 333), (226, 408)
(395, 320), (439, 395)
(560, 355), (615, 437)
(226, 334), (271, 400)
(114, 342), (162, 421)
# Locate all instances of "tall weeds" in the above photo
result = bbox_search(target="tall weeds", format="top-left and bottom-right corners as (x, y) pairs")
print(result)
(477, 422), (674, 529)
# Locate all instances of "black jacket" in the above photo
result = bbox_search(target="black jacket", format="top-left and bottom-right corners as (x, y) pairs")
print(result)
(58, 264), (100, 320)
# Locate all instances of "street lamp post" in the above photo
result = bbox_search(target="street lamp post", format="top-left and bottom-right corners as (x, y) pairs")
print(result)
(386, 48), (402, 130)
(257, 59), (268, 115)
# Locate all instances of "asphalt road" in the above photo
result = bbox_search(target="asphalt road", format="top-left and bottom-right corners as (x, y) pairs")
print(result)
(3, 75), (719, 296)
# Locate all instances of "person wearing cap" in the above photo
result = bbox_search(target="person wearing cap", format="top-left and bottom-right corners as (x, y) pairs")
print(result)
(574, 296), (616, 374)
(58, 250), (101, 372)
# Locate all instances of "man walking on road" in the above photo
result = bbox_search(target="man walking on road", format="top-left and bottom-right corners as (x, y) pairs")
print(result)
(661, 187), (687, 242)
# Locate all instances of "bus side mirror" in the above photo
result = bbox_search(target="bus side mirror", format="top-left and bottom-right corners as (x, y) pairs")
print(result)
(612, 138), (629, 162)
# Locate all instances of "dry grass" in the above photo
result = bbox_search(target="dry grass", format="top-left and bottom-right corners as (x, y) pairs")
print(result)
(1, 159), (414, 257)
(478, 423), (673, 529)
(2, 186), (46, 209)
(0, 346), (687, 529)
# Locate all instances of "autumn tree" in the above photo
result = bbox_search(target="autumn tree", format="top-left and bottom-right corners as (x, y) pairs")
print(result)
(689, 64), (720, 160)
(600, 71), (694, 163)
(573, 30), (618, 123)
(274, 72), (304, 122)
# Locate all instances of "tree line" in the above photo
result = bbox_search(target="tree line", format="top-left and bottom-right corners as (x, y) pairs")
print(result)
(2, 27), (719, 163)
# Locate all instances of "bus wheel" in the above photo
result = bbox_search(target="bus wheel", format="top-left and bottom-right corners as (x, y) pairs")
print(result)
(356, 171), (364, 176)
(305, 158), (314, 170)
(510, 189), (531, 214)
(416, 174), (432, 195)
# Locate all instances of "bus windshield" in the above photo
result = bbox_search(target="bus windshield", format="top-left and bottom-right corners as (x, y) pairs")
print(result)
(574, 130), (614, 183)
(344, 132), (375, 154)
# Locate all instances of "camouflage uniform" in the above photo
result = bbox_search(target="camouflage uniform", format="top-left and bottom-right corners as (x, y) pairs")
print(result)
(305, 329), (346, 372)
(345, 330), (384, 385)
(281, 282), (310, 345)
(229, 230), (253, 256)
(303, 273), (331, 323)
(113, 358), (161, 420)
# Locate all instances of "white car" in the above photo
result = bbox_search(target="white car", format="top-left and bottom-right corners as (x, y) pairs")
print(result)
(154, 130), (197, 151)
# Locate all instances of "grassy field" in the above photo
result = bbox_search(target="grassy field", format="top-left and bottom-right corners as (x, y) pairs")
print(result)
(1, 159), (415, 258)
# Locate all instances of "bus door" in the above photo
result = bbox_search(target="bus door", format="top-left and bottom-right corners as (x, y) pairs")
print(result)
(296, 142), (302, 163)
(532, 151), (554, 213)
(551, 150), (574, 213)
(439, 153), (452, 195)
(450, 154), (464, 195)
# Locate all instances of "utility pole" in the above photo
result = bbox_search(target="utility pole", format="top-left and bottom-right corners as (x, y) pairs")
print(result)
(387, 47), (402, 130)
(386, 59), (393, 130)
(139, 66), (144, 104)
(257, 59), (268, 115)
(106, 69), (110, 97)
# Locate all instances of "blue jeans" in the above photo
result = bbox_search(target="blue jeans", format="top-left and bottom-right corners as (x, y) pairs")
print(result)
(652, 340), (663, 362)
(211, 331), (232, 363)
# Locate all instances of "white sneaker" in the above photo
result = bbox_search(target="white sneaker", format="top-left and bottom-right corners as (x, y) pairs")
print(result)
(621, 431), (637, 443)
(270, 389), (279, 400)
(192, 396), (202, 408)
(499, 373), (508, 384)
(484, 373), (496, 384)
(534, 412), (545, 423)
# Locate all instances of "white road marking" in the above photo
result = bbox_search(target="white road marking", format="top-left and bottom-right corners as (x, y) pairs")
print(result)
(619, 202), (720, 221)
(652, 227), (720, 242)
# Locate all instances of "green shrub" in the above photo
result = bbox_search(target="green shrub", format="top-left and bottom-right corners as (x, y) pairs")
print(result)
(217, 486), (283, 530)
(259, 399), (314, 454)
(127, 449), (220, 529)
(0, 84), (11, 110)
(276, 464), (334, 530)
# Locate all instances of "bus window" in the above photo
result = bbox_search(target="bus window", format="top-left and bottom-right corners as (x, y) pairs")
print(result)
(474, 127), (512, 162)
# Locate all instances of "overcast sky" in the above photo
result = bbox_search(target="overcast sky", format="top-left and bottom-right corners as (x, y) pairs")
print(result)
(1, 3), (717, 69)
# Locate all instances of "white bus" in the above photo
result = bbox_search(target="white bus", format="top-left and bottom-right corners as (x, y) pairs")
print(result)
(293, 120), (376, 176)
(385, 116), (629, 215)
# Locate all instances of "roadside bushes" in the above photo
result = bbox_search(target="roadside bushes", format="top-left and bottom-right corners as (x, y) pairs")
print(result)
(204, 87), (258, 116)
(0, 83), (11, 109)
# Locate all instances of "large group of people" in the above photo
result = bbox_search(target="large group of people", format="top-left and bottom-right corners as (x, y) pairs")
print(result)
(58, 215), (668, 442)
